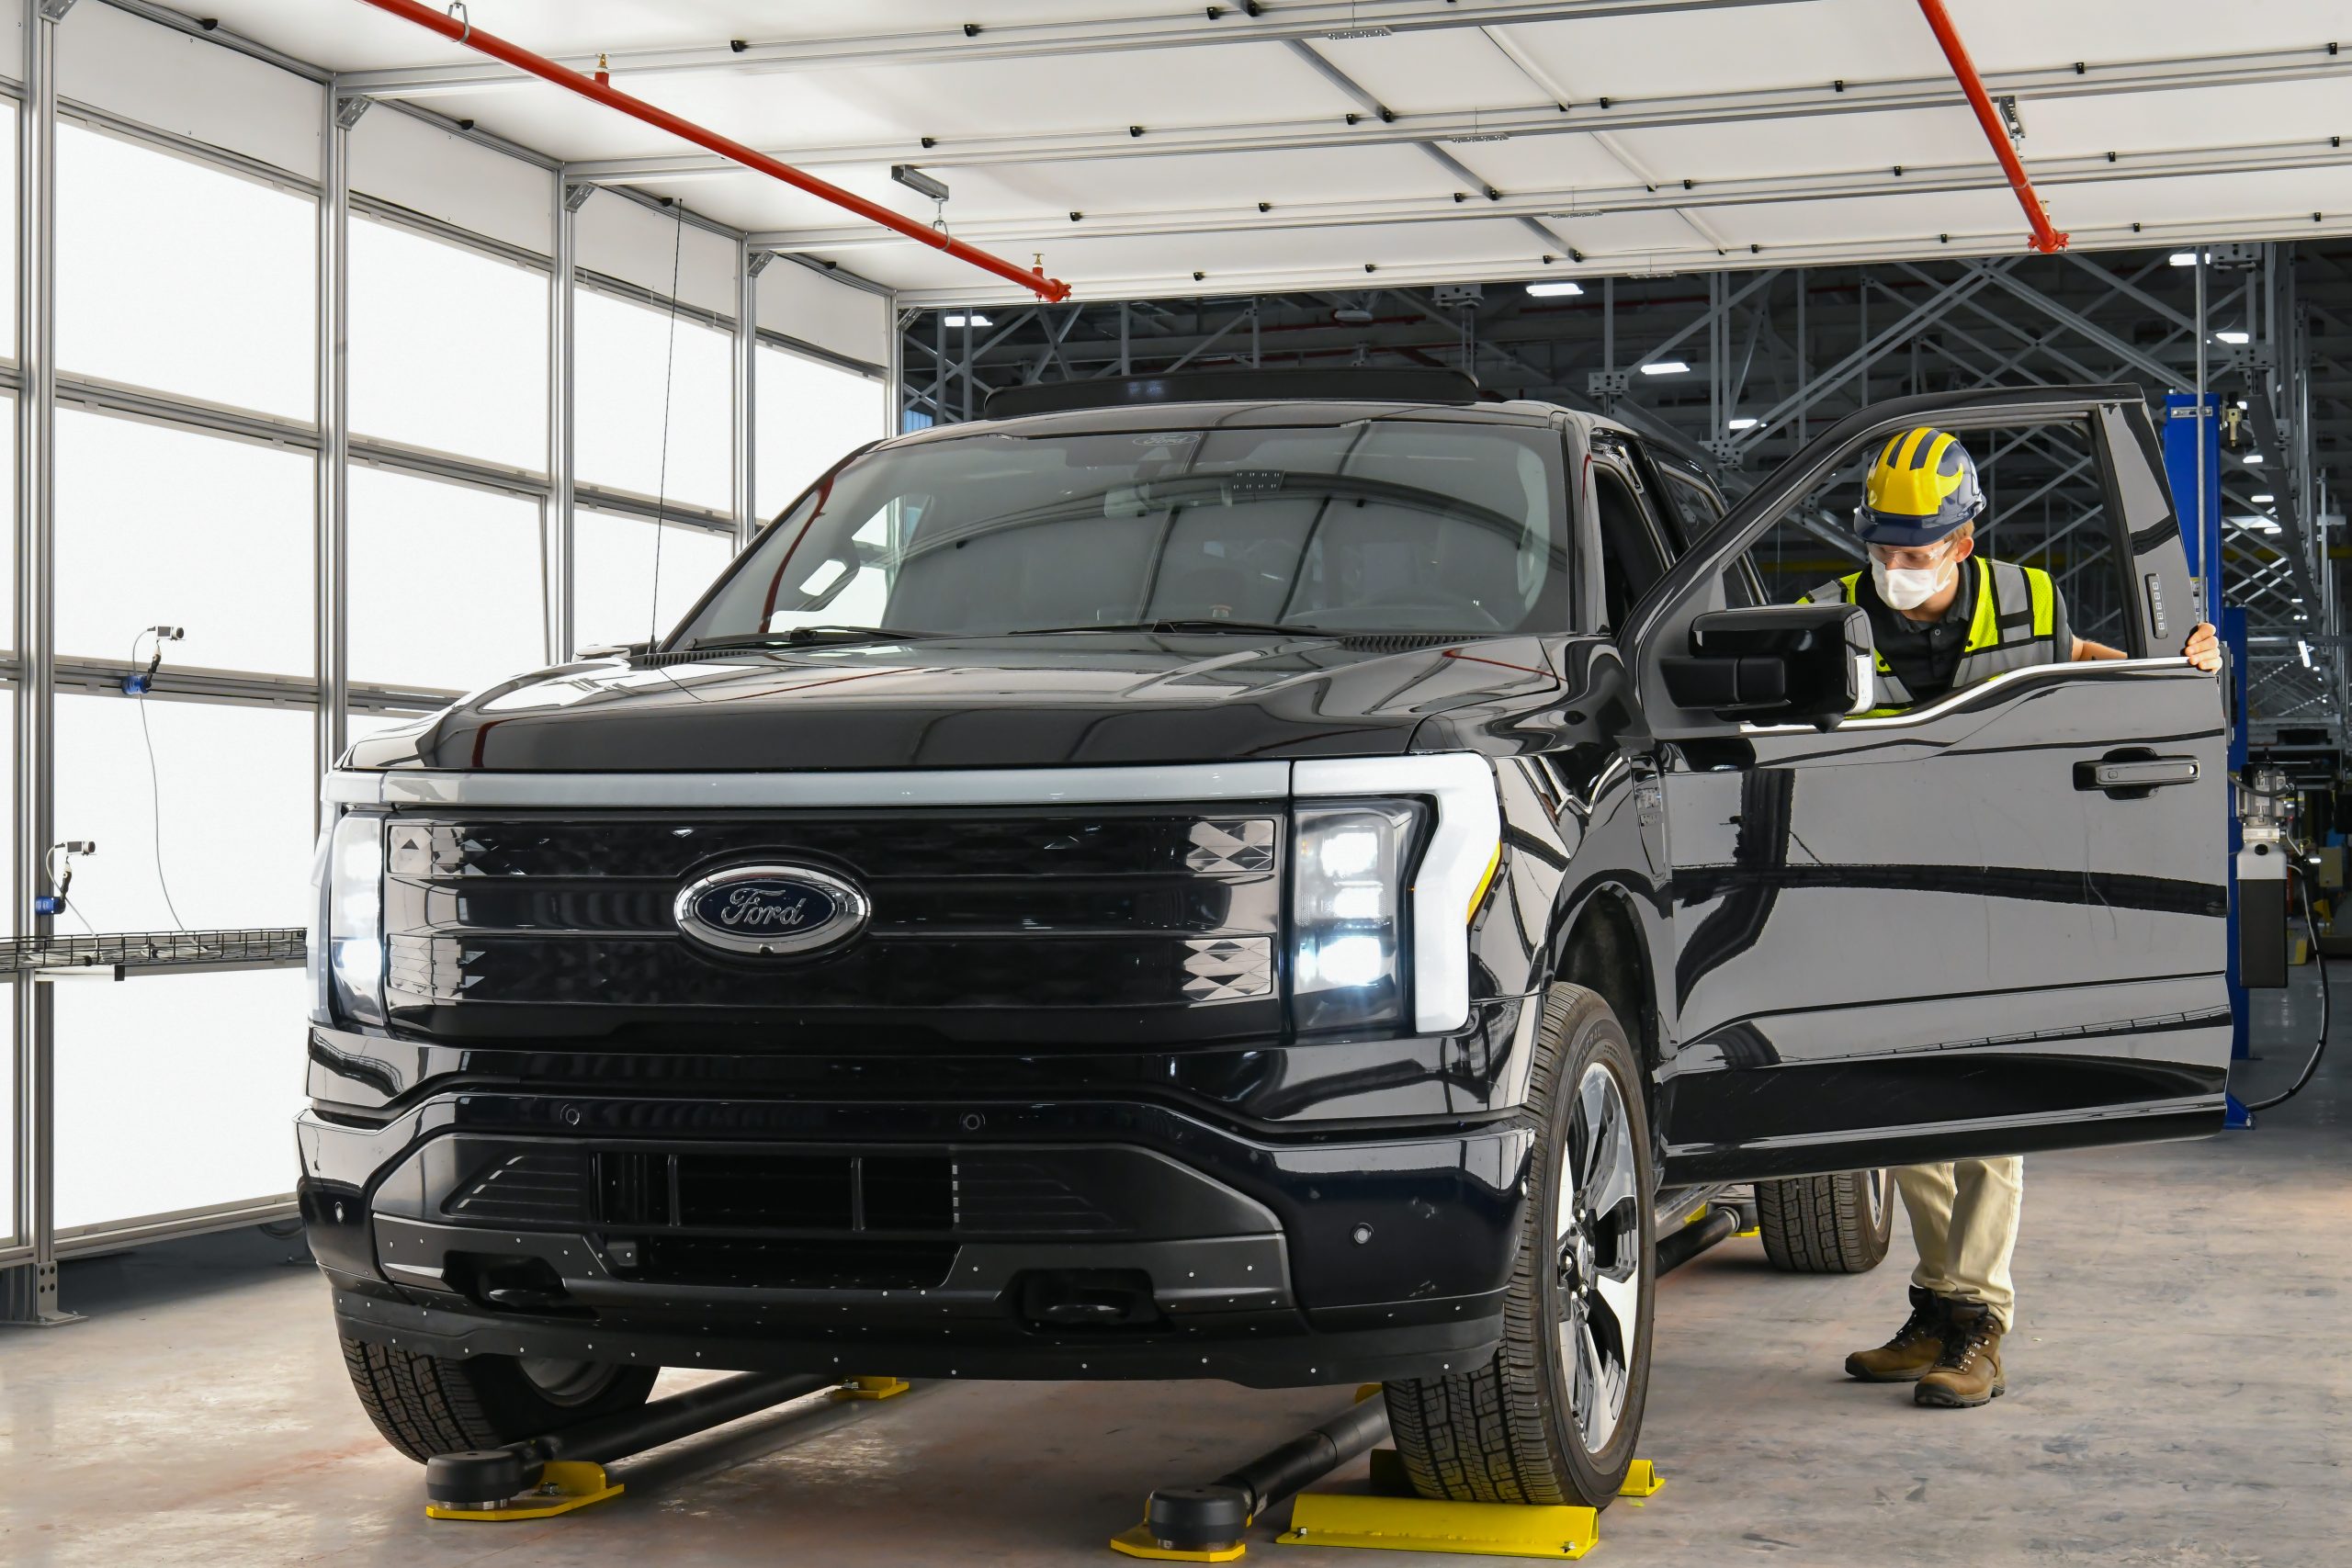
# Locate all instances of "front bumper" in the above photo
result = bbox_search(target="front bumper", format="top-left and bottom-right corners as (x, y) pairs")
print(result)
(301, 1042), (1534, 1387)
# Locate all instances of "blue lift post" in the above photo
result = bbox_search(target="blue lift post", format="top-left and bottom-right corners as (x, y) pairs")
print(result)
(2163, 389), (2256, 1128)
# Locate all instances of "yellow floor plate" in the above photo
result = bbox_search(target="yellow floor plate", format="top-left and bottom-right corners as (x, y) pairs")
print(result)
(425, 1461), (621, 1521)
(834, 1375), (910, 1400)
(1109, 1521), (1248, 1562)
(1276, 1493), (1598, 1559)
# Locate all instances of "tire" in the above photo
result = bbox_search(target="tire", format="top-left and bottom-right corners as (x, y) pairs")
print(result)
(1384, 983), (1655, 1508)
(1755, 1168), (1894, 1274)
(340, 1336), (659, 1462)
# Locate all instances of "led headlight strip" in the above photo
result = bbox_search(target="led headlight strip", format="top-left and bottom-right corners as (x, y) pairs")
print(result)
(1294, 752), (1503, 1034)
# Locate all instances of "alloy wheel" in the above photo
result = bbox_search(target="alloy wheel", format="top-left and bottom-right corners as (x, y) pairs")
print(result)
(1554, 1060), (1643, 1452)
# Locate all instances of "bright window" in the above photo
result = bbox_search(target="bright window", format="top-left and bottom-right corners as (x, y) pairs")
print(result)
(350, 217), (548, 468)
(56, 410), (313, 675)
(348, 465), (546, 693)
(59, 124), (314, 420)
(54, 966), (310, 1232)
(573, 510), (736, 651)
(53, 694), (315, 936)
(574, 287), (731, 509)
(755, 343), (883, 521)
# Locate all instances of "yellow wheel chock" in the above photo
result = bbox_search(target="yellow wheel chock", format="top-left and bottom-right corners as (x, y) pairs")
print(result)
(834, 1374), (911, 1400)
(425, 1460), (621, 1521)
(1277, 1492), (1600, 1559)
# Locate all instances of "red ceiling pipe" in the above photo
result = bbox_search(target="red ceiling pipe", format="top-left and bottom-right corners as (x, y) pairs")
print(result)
(352, 0), (1073, 301)
(1914, 0), (2067, 254)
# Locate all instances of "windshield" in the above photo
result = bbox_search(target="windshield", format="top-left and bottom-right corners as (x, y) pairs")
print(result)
(669, 418), (1570, 645)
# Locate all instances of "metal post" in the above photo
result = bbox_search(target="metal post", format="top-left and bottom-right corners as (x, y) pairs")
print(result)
(961, 309), (974, 422)
(1118, 300), (1130, 376)
(2195, 248), (2211, 619)
(548, 181), (583, 660)
(882, 290), (902, 440)
(1601, 276), (1614, 375)
(6, 0), (75, 1327)
(731, 238), (756, 548)
(316, 92), (360, 790)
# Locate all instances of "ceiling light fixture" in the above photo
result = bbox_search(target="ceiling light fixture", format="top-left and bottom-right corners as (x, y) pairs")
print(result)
(1525, 281), (1585, 298)
(2251, 492), (2275, 503)
(944, 312), (992, 328)
(2215, 329), (2251, 344)
(1727, 417), (1759, 430)
(1641, 360), (1690, 376)
(2243, 452), (2264, 465)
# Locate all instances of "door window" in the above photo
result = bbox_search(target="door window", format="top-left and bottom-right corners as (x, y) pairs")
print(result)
(1592, 465), (1669, 631)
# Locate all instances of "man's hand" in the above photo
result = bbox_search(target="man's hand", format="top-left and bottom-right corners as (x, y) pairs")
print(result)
(2182, 622), (2222, 672)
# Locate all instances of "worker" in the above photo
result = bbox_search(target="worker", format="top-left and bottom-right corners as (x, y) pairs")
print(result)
(1803, 425), (2222, 1408)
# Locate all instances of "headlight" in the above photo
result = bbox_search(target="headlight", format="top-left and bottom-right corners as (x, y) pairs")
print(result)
(311, 812), (386, 1027)
(1292, 800), (1422, 1032)
(1294, 753), (1503, 1034)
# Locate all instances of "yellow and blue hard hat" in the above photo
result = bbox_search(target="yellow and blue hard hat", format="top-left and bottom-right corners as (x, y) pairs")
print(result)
(1855, 426), (1984, 547)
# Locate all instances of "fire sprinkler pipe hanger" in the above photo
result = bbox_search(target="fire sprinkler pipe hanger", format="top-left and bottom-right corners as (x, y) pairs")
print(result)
(1913, 0), (2069, 254)
(353, 0), (1074, 302)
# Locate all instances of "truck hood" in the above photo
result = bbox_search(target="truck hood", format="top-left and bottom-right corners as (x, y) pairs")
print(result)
(345, 632), (1562, 773)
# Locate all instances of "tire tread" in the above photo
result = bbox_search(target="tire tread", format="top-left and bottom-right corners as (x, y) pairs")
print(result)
(1755, 1170), (1892, 1274)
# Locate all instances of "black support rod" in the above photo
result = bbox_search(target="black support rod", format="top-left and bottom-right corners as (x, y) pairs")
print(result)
(425, 1370), (835, 1509)
(1135, 1393), (1391, 1555)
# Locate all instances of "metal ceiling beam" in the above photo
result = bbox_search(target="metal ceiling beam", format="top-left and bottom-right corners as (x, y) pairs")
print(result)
(565, 41), (2352, 183)
(338, 0), (1806, 97)
(752, 134), (2352, 254)
(889, 213), (2352, 307)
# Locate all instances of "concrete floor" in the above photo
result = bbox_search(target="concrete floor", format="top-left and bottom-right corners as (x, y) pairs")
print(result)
(5, 975), (2346, 1567)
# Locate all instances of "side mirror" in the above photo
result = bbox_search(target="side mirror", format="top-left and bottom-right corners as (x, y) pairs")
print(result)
(1657, 603), (1871, 725)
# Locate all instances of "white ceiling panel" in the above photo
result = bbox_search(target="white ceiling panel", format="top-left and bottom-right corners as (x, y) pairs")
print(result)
(105, 1), (2352, 306)
(1308, 27), (1548, 112)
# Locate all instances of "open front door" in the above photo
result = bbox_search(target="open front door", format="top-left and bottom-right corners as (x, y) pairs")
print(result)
(1623, 387), (2231, 1185)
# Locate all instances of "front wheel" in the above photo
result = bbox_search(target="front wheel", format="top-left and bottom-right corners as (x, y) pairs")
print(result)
(1755, 1168), (1894, 1274)
(1384, 984), (1655, 1507)
(341, 1336), (658, 1462)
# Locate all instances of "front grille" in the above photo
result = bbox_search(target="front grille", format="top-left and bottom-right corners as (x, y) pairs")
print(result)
(594, 1150), (956, 1235)
(380, 806), (1284, 1043)
(633, 1236), (958, 1290)
(445, 1151), (590, 1224)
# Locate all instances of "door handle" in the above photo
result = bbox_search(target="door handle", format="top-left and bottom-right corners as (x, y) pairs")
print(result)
(2073, 751), (2199, 798)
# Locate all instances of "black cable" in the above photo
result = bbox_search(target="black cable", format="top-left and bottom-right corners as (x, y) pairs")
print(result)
(647, 200), (684, 646)
(2242, 861), (2331, 1112)
(130, 631), (188, 932)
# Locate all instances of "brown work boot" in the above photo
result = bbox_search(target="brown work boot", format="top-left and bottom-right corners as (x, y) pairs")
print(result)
(1844, 1286), (1951, 1382)
(1915, 1301), (2006, 1407)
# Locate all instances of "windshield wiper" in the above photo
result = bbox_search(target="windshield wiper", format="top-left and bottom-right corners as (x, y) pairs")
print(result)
(683, 626), (938, 651)
(1023, 618), (1332, 638)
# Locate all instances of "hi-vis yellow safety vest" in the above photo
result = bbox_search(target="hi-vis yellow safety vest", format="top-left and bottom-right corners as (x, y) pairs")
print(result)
(1798, 556), (2058, 716)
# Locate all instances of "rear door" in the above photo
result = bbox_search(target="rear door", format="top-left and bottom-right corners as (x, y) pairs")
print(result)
(1621, 387), (2230, 1184)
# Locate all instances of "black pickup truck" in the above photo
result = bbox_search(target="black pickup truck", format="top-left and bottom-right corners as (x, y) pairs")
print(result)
(302, 369), (2227, 1508)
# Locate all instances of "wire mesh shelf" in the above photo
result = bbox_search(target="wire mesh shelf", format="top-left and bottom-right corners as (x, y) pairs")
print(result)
(0, 927), (308, 975)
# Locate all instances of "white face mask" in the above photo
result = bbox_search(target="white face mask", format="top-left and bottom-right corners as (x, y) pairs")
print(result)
(1871, 547), (1953, 611)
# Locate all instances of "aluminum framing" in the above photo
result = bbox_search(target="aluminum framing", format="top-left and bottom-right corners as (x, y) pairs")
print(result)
(0, 2), (910, 1300)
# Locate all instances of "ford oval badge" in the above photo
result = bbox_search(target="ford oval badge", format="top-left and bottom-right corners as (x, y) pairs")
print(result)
(673, 864), (870, 956)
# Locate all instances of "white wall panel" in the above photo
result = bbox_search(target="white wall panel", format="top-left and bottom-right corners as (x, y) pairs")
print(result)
(56, 410), (313, 676)
(59, 123), (314, 420)
(755, 344), (883, 519)
(575, 186), (737, 317)
(348, 466), (546, 693)
(350, 216), (548, 469)
(53, 967), (309, 1234)
(349, 103), (551, 258)
(58, 2), (317, 177)
(572, 512), (734, 652)
(573, 288), (732, 509)
(52, 695), (315, 936)
(758, 259), (888, 368)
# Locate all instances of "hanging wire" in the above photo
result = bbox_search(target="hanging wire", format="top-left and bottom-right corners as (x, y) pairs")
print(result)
(129, 628), (188, 931)
(649, 198), (686, 646)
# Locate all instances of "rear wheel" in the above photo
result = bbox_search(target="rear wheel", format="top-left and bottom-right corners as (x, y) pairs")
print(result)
(339, 1336), (658, 1462)
(1755, 1168), (1894, 1274)
(1384, 984), (1654, 1507)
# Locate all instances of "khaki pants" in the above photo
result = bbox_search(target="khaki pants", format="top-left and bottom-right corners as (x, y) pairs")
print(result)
(1894, 1157), (2023, 1331)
